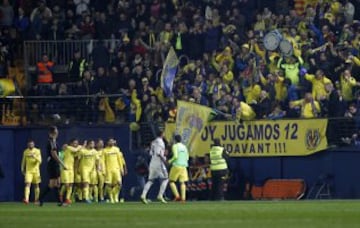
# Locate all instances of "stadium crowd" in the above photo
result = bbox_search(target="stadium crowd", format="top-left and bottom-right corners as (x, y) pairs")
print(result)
(1, 0), (360, 138)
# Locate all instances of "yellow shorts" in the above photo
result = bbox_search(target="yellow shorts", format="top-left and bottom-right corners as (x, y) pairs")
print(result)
(98, 172), (105, 185)
(61, 170), (74, 184)
(80, 169), (92, 183)
(90, 171), (98, 185)
(25, 172), (41, 184)
(74, 173), (81, 183)
(169, 166), (188, 183)
(105, 170), (122, 185)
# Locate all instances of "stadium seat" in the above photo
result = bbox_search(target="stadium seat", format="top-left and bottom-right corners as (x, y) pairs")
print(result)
(251, 179), (306, 200)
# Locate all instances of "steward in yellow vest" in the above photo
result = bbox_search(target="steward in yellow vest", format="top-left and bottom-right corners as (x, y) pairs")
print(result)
(209, 138), (229, 200)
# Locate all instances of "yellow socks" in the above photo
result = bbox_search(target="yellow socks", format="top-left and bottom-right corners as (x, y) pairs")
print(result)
(24, 186), (30, 201)
(59, 185), (66, 197)
(180, 183), (186, 201)
(93, 186), (98, 202)
(84, 186), (89, 200)
(34, 186), (40, 202)
(77, 186), (83, 200)
(112, 186), (119, 203)
(106, 185), (114, 203)
(66, 186), (73, 201)
(99, 185), (104, 201)
(170, 182), (179, 199)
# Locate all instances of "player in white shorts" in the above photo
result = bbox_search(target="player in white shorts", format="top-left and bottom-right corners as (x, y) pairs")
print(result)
(140, 131), (169, 204)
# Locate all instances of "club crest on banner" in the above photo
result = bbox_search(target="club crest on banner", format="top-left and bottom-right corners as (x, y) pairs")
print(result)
(305, 129), (321, 150)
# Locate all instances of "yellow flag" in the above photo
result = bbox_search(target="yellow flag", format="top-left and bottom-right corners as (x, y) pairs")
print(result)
(174, 100), (213, 156)
(0, 79), (15, 97)
(103, 97), (115, 123)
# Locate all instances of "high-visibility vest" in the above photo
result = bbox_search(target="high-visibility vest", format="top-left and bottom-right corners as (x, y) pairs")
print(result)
(209, 146), (228, 171)
(69, 58), (86, 78)
(37, 61), (54, 83)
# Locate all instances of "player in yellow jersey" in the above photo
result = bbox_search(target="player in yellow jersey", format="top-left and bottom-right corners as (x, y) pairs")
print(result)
(96, 139), (106, 202)
(73, 146), (83, 202)
(21, 140), (42, 204)
(90, 150), (100, 203)
(103, 138), (126, 203)
(78, 140), (99, 203)
(60, 139), (82, 205)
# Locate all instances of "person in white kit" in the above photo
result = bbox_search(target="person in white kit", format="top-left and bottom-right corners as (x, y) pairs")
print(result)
(140, 130), (169, 204)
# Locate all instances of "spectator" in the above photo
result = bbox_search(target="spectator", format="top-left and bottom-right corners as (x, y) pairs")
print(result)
(304, 69), (332, 101)
(76, 70), (100, 123)
(338, 69), (360, 102)
(36, 53), (54, 84)
(277, 55), (303, 86)
(0, 0), (14, 27)
(232, 97), (256, 121)
(74, 0), (89, 16)
(79, 14), (95, 39)
(326, 83), (347, 144)
(0, 41), (9, 77)
(95, 12), (112, 40)
(268, 102), (286, 120)
(254, 90), (272, 119)
(290, 93), (321, 118)
(91, 41), (110, 70)
(30, 0), (52, 23)
(14, 7), (30, 40)
(68, 49), (87, 82)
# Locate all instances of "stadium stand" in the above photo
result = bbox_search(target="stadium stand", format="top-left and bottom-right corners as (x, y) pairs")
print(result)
(0, 0), (359, 146)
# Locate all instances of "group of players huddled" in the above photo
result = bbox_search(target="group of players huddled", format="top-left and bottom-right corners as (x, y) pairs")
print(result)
(21, 126), (127, 206)
(21, 126), (192, 206)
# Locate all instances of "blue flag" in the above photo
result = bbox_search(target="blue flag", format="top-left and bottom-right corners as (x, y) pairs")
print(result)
(161, 47), (179, 97)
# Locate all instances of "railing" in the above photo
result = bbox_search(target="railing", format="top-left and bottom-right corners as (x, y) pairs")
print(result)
(0, 92), (359, 149)
(23, 39), (122, 79)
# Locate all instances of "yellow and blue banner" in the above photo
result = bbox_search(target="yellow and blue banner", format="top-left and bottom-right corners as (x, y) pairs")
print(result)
(174, 100), (213, 156)
(0, 79), (15, 97)
(160, 46), (179, 97)
(166, 119), (328, 157)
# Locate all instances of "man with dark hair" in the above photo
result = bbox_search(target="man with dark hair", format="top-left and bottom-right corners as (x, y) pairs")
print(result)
(39, 126), (66, 206)
(68, 49), (88, 82)
(209, 138), (229, 201)
(140, 130), (169, 204)
(168, 134), (189, 202)
(21, 139), (42, 204)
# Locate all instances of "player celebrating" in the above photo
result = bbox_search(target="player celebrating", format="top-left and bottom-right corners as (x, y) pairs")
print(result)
(21, 140), (42, 204)
(96, 139), (106, 202)
(103, 138), (126, 203)
(78, 140), (99, 203)
(140, 131), (169, 204)
(168, 134), (189, 202)
(73, 144), (83, 202)
(39, 126), (66, 206)
(60, 139), (82, 205)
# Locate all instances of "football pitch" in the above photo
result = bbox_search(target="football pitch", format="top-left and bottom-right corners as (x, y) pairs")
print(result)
(1, 200), (360, 228)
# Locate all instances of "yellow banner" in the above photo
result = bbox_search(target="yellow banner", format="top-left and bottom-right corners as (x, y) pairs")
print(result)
(175, 101), (213, 156)
(166, 119), (328, 157)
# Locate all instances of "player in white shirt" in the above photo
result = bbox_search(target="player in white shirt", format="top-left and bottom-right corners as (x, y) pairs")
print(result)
(140, 131), (169, 204)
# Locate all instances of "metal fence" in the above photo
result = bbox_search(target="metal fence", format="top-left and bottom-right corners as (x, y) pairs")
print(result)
(23, 39), (122, 74)
(1, 93), (359, 149)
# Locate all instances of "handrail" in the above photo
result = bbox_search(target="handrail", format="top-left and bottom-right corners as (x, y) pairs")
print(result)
(5, 93), (124, 99)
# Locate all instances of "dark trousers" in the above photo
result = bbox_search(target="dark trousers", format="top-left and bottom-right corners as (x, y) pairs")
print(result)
(211, 169), (228, 201)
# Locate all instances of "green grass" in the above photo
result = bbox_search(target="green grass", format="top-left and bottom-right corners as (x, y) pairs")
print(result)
(1, 201), (360, 228)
